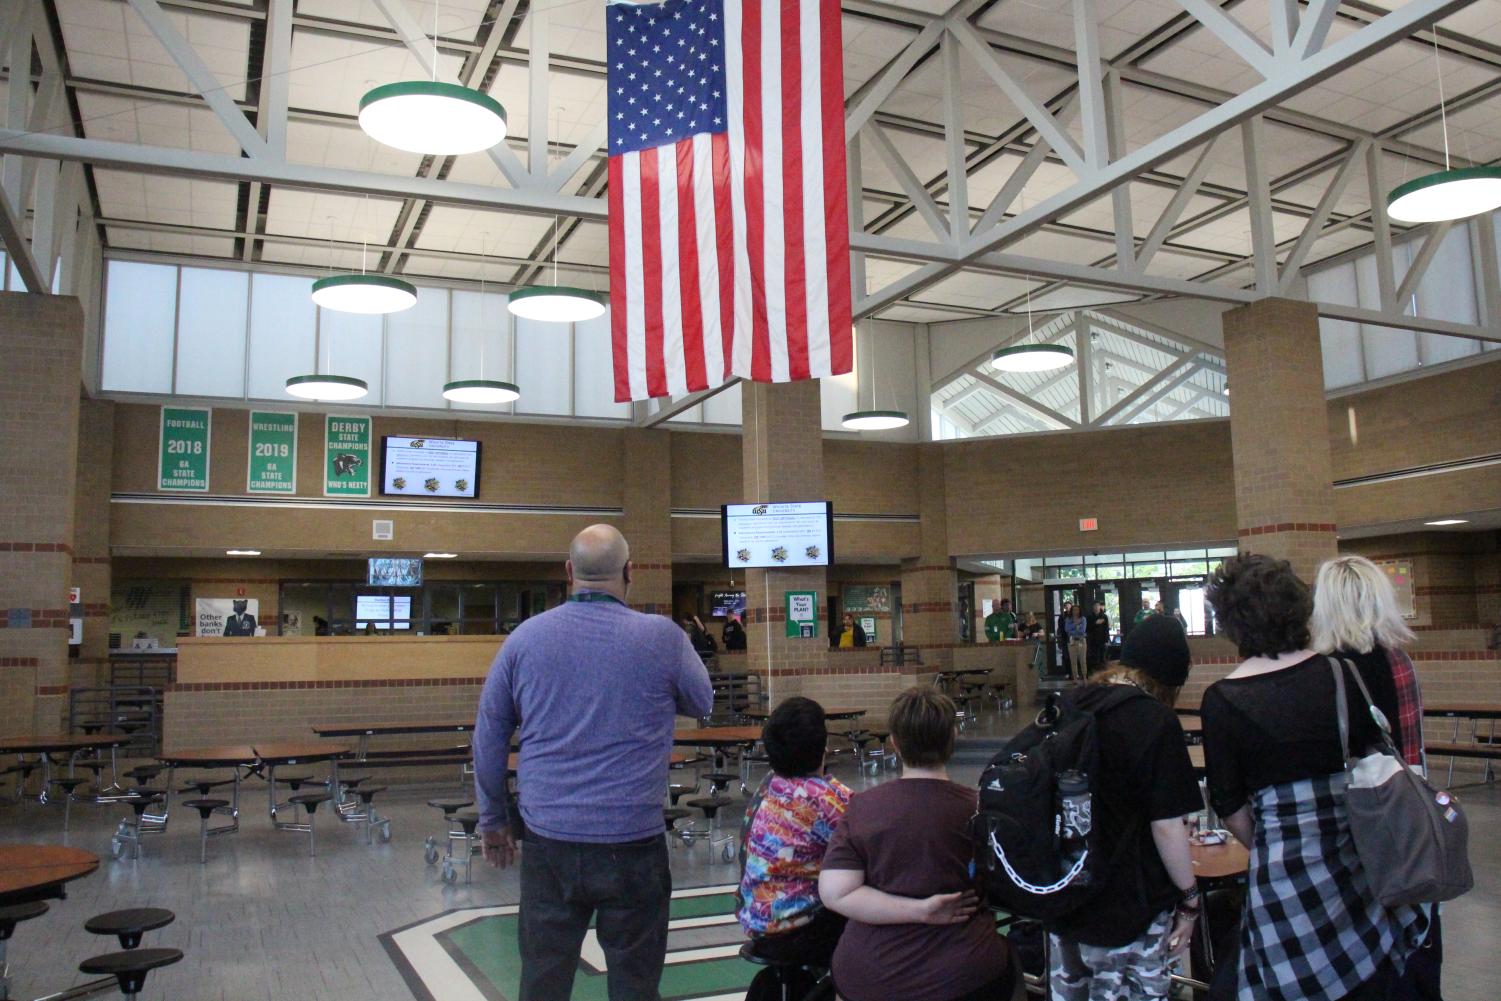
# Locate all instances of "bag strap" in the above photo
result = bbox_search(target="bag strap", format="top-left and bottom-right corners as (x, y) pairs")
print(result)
(1330, 656), (1401, 762)
(1331, 656), (1352, 763)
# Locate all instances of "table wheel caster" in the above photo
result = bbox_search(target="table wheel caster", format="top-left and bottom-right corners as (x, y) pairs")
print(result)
(379, 821), (392, 842)
(721, 842), (736, 863)
(424, 838), (439, 865)
(441, 860), (457, 884)
(110, 838), (124, 859)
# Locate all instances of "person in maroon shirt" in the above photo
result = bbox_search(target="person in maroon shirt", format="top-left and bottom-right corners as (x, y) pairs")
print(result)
(819, 687), (1014, 1001)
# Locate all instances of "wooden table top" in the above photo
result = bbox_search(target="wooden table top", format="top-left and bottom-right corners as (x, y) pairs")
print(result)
(158, 745), (257, 766)
(310, 720), (474, 737)
(1188, 745), (1205, 775)
(0, 844), (100, 907)
(253, 741), (351, 764)
(739, 707), (867, 720)
(1190, 839), (1249, 881)
(672, 726), (763, 745)
(0, 734), (132, 755)
(1425, 703), (1501, 719)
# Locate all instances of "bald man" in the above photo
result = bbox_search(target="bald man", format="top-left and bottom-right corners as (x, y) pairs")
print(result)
(473, 524), (714, 1001)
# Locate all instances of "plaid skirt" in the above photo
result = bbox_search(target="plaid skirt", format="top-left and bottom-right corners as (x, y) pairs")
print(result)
(1232, 772), (1430, 1001)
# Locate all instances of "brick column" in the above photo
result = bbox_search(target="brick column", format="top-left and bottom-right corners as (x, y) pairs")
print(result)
(622, 428), (673, 616)
(901, 445), (957, 674)
(0, 294), (84, 734)
(1222, 298), (1338, 581)
(73, 398), (114, 689)
(741, 381), (826, 702)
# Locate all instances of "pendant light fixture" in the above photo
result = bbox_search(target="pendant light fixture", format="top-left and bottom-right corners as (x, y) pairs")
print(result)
(358, 2), (507, 156)
(310, 206), (416, 315)
(508, 122), (607, 323)
(291, 242), (370, 400)
(991, 281), (1075, 373)
(444, 233), (521, 404)
(842, 324), (911, 431)
(1387, 28), (1501, 223)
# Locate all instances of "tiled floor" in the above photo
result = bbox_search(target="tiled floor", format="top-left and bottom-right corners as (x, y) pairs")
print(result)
(1, 713), (1496, 1001)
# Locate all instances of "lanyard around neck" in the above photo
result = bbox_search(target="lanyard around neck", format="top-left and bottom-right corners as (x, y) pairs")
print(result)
(569, 591), (625, 606)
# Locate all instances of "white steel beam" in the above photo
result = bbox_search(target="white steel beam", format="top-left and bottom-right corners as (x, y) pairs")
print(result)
(126, 0), (269, 157)
(844, 19), (945, 141)
(259, 0), (292, 158)
(1116, 360), (1207, 424)
(1393, 221), (1454, 309)
(1072, 0), (1109, 169)
(1134, 137), (1218, 270)
(546, 121), (607, 193)
(1474, 214), (1501, 333)
(1269, 0), (1299, 56)
(1242, 116), (1278, 294)
(1096, 352), (1198, 425)
(865, 125), (950, 240)
(968, 368), (1080, 430)
(1277, 138), (1368, 293)
(1365, 143), (1398, 309)
(1172, 0), (1274, 75)
(638, 380), (739, 427)
(529, 6), (550, 178)
(1294, 0), (1344, 58)
(941, 30), (969, 242)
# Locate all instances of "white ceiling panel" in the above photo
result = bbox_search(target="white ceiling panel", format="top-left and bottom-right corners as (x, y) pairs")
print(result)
(92, 169), (239, 230)
(263, 189), (406, 244)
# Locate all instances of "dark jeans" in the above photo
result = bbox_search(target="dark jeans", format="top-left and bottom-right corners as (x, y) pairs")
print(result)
(749, 907), (846, 967)
(519, 832), (671, 1001)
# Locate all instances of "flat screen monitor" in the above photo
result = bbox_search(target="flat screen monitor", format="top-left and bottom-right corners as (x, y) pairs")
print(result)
(721, 502), (834, 569)
(379, 436), (481, 498)
(710, 590), (747, 618)
(367, 557), (422, 587)
(355, 594), (412, 630)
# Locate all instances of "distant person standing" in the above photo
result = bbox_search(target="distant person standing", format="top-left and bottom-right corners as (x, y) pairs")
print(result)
(1057, 601), (1076, 676)
(683, 614), (719, 658)
(473, 525), (715, 1001)
(983, 599), (1017, 643)
(1064, 606), (1089, 680)
(1086, 600), (1111, 673)
(1171, 606), (1189, 632)
(836, 613), (868, 649)
(723, 612), (747, 652)
(1133, 600), (1155, 628)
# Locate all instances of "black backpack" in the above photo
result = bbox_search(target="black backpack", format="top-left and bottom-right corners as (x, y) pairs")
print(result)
(971, 687), (1145, 921)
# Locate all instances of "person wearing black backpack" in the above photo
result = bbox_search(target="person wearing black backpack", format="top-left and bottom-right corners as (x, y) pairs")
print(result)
(1046, 615), (1204, 1001)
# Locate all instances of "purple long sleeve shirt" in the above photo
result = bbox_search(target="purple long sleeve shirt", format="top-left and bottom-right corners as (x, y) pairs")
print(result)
(473, 591), (715, 843)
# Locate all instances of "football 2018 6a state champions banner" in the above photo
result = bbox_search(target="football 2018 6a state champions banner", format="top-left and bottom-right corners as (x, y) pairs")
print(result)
(607, 0), (852, 401)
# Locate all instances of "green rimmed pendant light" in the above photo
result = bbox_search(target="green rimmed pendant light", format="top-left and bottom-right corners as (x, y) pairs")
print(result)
(990, 281), (1075, 373)
(842, 325), (910, 431)
(310, 273), (417, 314)
(285, 373), (369, 401)
(1387, 28), (1501, 224)
(358, 2), (507, 157)
(444, 233), (522, 405)
(508, 123), (606, 323)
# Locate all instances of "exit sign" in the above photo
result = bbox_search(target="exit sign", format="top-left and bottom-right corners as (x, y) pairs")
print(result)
(1079, 517), (1099, 532)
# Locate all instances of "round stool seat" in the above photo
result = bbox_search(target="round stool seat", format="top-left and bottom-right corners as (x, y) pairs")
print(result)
(339, 775), (369, 789)
(686, 796), (733, 820)
(178, 777), (234, 796)
(123, 794), (163, 816)
(276, 774), (313, 789)
(427, 798), (473, 814)
(356, 785), (386, 804)
(79, 947), (183, 994)
(123, 765), (162, 781)
(0, 901), (49, 940)
(182, 798), (229, 819)
(85, 908), (175, 950)
(667, 783), (698, 805)
(705, 772), (739, 785)
(662, 807), (692, 829)
(289, 792), (332, 813)
(453, 810), (481, 835)
(49, 777), (89, 792)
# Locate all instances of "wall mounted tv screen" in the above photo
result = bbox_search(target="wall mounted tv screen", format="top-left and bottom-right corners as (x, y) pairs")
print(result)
(355, 594), (412, 629)
(721, 502), (834, 569)
(380, 436), (481, 498)
(367, 557), (422, 587)
(710, 590), (747, 618)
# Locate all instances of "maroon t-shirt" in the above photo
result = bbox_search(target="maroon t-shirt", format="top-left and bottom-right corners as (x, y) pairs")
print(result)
(822, 778), (1009, 1001)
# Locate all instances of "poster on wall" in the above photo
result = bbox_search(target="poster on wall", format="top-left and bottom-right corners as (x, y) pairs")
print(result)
(324, 415), (372, 497)
(859, 615), (878, 644)
(785, 590), (818, 639)
(1375, 560), (1418, 620)
(68, 587), (82, 646)
(158, 406), (211, 492)
(247, 411), (298, 494)
(843, 585), (891, 613)
(196, 598), (261, 637)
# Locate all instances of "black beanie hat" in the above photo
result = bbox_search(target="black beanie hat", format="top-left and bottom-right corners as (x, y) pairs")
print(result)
(1120, 615), (1192, 687)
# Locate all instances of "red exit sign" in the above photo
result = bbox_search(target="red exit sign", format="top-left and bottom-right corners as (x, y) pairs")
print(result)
(1079, 517), (1099, 532)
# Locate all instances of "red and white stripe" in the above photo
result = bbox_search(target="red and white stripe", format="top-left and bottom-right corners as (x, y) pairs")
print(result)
(610, 0), (852, 402)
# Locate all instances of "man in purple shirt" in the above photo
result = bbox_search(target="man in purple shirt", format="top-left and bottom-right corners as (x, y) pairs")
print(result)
(475, 524), (714, 1001)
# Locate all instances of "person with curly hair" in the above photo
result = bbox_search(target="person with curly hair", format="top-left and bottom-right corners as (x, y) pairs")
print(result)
(1201, 554), (1428, 1001)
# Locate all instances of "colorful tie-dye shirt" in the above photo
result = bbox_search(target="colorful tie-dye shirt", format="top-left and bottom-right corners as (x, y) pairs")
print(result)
(737, 773), (852, 936)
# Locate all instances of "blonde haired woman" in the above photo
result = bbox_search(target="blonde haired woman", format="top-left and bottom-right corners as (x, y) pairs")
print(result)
(1312, 554), (1440, 1001)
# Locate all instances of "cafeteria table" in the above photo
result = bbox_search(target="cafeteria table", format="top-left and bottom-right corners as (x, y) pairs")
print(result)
(738, 706), (867, 722)
(0, 734), (134, 803)
(671, 726), (763, 789)
(252, 742), (352, 833)
(156, 745), (257, 835)
(309, 720), (474, 760)
(1182, 838), (1250, 990)
(0, 844), (99, 908)
(1423, 703), (1501, 784)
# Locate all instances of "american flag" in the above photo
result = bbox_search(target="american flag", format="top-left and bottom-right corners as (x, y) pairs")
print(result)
(607, 0), (853, 402)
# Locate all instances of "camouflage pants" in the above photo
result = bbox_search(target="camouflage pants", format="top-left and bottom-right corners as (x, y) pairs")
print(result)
(1048, 909), (1174, 1001)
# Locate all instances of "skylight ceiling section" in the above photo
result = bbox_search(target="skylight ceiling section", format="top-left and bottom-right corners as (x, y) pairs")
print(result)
(58, 0), (251, 100)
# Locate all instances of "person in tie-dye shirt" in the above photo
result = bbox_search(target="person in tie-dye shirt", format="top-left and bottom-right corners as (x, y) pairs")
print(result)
(738, 697), (852, 976)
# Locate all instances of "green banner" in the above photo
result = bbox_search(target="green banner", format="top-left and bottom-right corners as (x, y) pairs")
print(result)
(843, 584), (892, 613)
(324, 415), (372, 497)
(158, 406), (210, 492)
(247, 411), (297, 494)
(785, 590), (818, 639)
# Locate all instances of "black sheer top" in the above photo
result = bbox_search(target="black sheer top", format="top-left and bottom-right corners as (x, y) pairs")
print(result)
(1201, 653), (1401, 818)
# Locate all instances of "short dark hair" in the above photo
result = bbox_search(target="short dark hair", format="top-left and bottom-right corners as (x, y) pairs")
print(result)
(762, 697), (827, 777)
(1205, 553), (1313, 658)
(888, 686), (956, 768)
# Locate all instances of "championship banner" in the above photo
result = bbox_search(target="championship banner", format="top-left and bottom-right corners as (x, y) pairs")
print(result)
(324, 415), (372, 497)
(247, 411), (297, 494)
(196, 598), (261, 637)
(158, 406), (211, 491)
